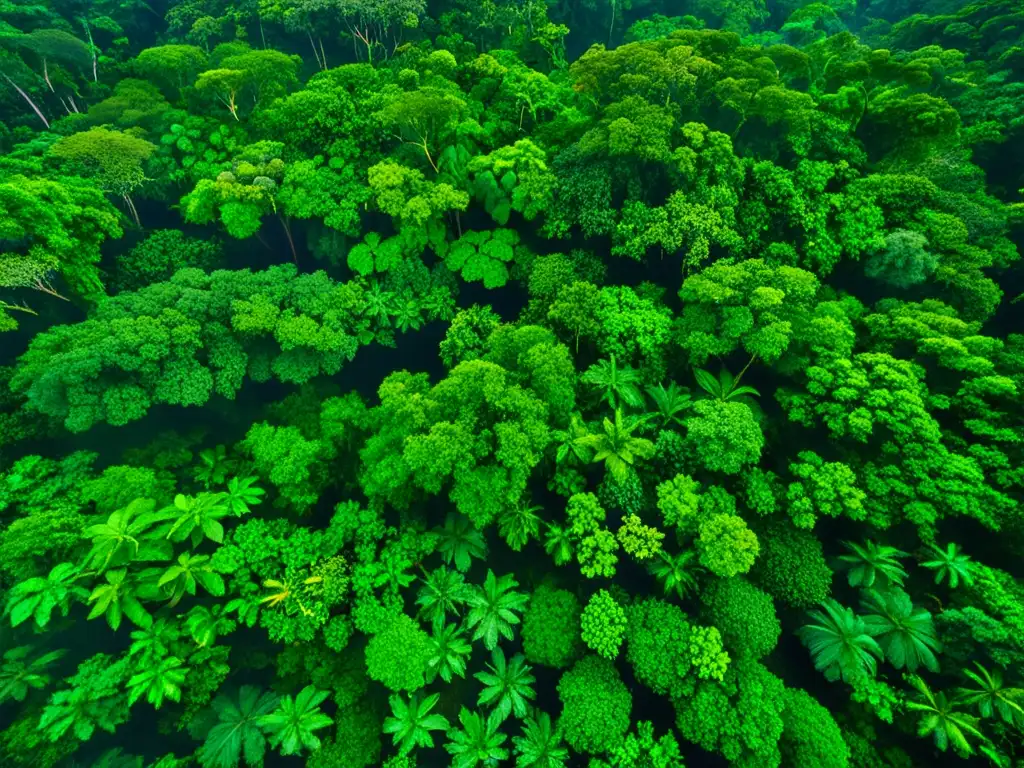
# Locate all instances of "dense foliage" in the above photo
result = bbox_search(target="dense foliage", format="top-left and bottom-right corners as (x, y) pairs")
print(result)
(1, 0), (1023, 765)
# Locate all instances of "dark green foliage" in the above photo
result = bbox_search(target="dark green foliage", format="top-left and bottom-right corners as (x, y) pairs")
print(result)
(702, 578), (781, 660)
(522, 586), (582, 668)
(557, 656), (631, 754)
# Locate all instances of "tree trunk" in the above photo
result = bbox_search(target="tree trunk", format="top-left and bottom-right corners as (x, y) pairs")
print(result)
(2, 73), (50, 128)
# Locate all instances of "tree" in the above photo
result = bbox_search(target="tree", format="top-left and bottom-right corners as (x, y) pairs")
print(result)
(377, 88), (464, 173)
(698, 514), (759, 578)
(922, 542), (975, 589)
(426, 621), (472, 684)
(905, 675), (986, 757)
(860, 589), (941, 673)
(865, 229), (938, 288)
(575, 409), (654, 483)
(684, 400), (764, 475)
(48, 128), (155, 225)
(956, 663), (1024, 726)
(644, 381), (691, 429)
(513, 710), (569, 768)
(581, 589), (628, 660)
(798, 599), (883, 683)
(0, 173), (122, 303)
(522, 586), (582, 669)
(258, 686), (332, 757)
(416, 566), (471, 624)
(649, 549), (704, 599)
(444, 708), (509, 768)
(557, 656), (631, 754)
(548, 281), (602, 353)
(837, 540), (908, 588)
(465, 571), (529, 650)
(365, 613), (433, 692)
(703, 578), (780, 660)
(581, 355), (644, 409)
(779, 688), (850, 768)
(383, 692), (450, 756)
(475, 648), (536, 722)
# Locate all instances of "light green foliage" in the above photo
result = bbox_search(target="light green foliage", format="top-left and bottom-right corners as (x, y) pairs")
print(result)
(49, 128), (156, 200)
(557, 656), (631, 754)
(439, 304), (502, 368)
(786, 451), (866, 529)
(625, 599), (728, 695)
(656, 474), (701, 532)
(0, 173), (122, 303)
(698, 514), (759, 578)
(922, 542), (975, 589)
(445, 708), (509, 768)
(522, 586), (582, 668)
(444, 228), (526, 289)
(616, 514), (664, 561)
(365, 613), (433, 692)
(703, 578), (781, 660)
(685, 400), (764, 475)
(575, 409), (654, 483)
(469, 139), (555, 224)
(676, 259), (820, 366)
(580, 589), (627, 659)
(5, 562), (87, 629)
(11, 265), (375, 432)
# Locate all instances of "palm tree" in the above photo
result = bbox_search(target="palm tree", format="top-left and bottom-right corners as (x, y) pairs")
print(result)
(436, 513), (488, 573)
(543, 524), (574, 567)
(649, 549), (704, 599)
(426, 621), (473, 684)
(860, 589), (941, 672)
(475, 647), (536, 722)
(693, 367), (761, 414)
(922, 542), (975, 589)
(257, 686), (332, 757)
(956, 663), (1024, 726)
(581, 355), (645, 409)
(465, 570), (529, 650)
(550, 413), (591, 466)
(906, 675), (987, 757)
(574, 409), (655, 483)
(383, 692), (451, 756)
(837, 540), (909, 588)
(513, 710), (569, 768)
(416, 566), (471, 624)
(644, 381), (691, 429)
(798, 599), (883, 683)
(195, 686), (279, 768)
(498, 504), (542, 552)
(445, 708), (509, 768)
